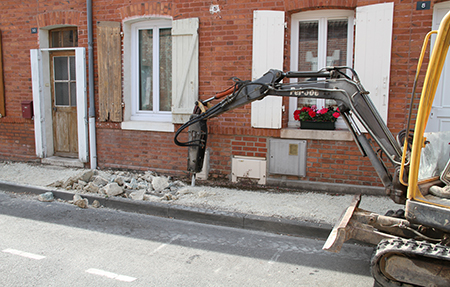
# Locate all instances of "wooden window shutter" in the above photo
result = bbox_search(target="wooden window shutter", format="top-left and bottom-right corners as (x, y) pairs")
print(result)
(172, 18), (199, 124)
(0, 30), (5, 117)
(354, 3), (394, 124)
(97, 21), (122, 122)
(251, 10), (285, 129)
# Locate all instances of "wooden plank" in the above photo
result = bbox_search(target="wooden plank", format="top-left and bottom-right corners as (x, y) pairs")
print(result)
(0, 30), (5, 117)
(97, 21), (122, 122)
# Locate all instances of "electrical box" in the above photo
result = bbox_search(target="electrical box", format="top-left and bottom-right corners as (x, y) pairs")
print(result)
(269, 139), (307, 176)
(232, 156), (267, 185)
(21, 101), (33, 119)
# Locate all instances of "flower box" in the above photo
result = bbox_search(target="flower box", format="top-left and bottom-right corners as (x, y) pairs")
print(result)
(300, 121), (335, 130)
(294, 105), (340, 130)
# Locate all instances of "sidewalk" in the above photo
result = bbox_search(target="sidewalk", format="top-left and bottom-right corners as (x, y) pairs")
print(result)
(0, 161), (401, 239)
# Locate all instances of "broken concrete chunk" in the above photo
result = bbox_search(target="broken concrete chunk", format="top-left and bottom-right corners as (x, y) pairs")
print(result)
(84, 182), (100, 193)
(77, 180), (87, 188)
(92, 176), (109, 187)
(38, 191), (54, 202)
(62, 176), (77, 189)
(77, 170), (95, 183)
(152, 176), (170, 192)
(114, 175), (126, 186)
(142, 171), (154, 182)
(104, 182), (124, 196)
(124, 178), (139, 190)
(130, 189), (145, 201)
(129, 178), (138, 189)
(73, 194), (88, 208)
(91, 200), (101, 208)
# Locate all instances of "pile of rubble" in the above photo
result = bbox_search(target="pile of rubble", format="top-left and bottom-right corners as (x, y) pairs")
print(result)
(45, 169), (187, 207)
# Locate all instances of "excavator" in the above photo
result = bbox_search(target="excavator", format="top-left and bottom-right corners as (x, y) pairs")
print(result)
(174, 11), (450, 286)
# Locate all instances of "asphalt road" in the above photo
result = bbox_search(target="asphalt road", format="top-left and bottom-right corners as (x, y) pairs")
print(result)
(0, 190), (376, 286)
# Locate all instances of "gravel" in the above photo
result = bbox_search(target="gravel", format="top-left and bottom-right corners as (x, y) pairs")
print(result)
(0, 161), (402, 225)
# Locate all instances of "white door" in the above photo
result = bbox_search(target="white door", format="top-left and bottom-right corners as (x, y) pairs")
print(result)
(427, 2), (450, 132)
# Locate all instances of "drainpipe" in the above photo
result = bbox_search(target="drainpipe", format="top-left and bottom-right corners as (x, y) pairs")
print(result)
(87, 0), (97, 169)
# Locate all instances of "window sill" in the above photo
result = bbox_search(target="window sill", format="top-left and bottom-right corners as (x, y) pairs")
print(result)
(280, 127), (353, 141)
(121, 121), (174, 132)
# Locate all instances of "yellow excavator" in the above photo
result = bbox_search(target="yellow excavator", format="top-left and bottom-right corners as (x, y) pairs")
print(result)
(175, 11), (450, 286)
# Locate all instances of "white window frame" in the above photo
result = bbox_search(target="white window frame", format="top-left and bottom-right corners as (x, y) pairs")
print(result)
(130, 19), (172, 123)
(289, 10), (354, 128)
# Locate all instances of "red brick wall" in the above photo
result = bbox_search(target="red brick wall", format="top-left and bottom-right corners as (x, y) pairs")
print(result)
(96, 124), (188, 175)
(0, 1), (87, 161)
(0, 0), (443, 189)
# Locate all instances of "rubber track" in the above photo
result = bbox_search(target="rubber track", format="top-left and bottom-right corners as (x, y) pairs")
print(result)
(371, 237), (450, 287)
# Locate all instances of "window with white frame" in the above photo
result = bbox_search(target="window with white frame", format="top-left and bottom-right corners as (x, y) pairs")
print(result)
(131, 20), (172, 122)
(122, 17), (198, 132)
(289, 10), (354, 128)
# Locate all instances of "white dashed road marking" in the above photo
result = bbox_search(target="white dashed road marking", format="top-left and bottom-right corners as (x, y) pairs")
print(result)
(86, 268), (137, 282)
(2, 248), (46, 260)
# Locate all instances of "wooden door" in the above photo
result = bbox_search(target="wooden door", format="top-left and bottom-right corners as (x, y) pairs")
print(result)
(51, 52), (78, 157)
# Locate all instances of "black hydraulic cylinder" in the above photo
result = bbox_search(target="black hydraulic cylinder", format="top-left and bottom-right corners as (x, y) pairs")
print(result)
(356, 133), (393, 190)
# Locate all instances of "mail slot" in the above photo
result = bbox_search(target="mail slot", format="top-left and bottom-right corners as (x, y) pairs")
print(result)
(21, 101), (33, 119)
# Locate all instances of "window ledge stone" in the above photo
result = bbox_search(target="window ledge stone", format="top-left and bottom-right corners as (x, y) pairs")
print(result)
(121, 121), (174, 132)
(280, 127), (353, 141)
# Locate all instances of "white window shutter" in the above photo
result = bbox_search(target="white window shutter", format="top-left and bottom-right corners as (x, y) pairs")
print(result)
(172, 18), (199, 124)
(355, 3), (394, 124)
(30, 49), (45, 158)
(75, 48), (88, 162)
(251, 10), (285, 129)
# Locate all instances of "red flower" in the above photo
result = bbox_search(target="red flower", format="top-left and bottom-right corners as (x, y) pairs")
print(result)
(293, 109), (301, 120)
(318, 108), (328, 115)
(308, 110), (316, 118)
(333, 112), (340, 119)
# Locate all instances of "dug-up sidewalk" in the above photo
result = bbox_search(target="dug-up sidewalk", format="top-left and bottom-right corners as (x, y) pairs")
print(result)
(0, 161), (401, 239)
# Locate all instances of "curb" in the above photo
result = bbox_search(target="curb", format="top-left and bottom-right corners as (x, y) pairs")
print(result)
(0, 181), (332, 239)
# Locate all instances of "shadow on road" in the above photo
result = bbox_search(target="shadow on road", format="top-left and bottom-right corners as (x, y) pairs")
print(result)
(0, 190), (373, 278)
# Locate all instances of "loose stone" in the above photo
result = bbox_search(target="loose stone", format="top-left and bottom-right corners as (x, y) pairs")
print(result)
(38, 191), (54, 202)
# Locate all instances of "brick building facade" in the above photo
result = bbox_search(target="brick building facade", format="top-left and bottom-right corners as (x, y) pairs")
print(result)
(0, 0), (448, 194)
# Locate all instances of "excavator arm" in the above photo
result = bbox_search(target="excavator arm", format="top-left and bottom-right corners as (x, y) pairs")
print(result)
(174, 66), (406, 201)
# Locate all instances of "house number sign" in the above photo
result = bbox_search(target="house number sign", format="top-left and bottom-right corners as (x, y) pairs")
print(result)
(416, 1), (430, 10)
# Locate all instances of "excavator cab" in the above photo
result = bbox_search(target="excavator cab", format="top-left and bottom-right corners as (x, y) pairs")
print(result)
(403, 8), (450, 235)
